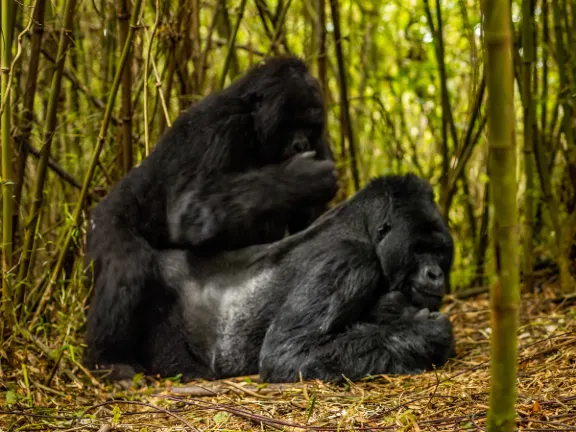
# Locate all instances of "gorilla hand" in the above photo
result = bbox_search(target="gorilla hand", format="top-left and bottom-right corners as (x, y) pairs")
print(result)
(284, 151), (338, 205)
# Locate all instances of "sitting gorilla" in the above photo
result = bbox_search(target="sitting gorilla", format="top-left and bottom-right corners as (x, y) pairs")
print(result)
(83, 56), (338, 378)
(119, 173), (455, 382)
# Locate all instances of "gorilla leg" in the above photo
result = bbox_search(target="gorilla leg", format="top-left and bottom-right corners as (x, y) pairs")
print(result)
(83, 223), (161, 378)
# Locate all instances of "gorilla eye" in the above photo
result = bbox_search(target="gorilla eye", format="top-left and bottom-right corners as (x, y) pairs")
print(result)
(377, 222), (392, 240)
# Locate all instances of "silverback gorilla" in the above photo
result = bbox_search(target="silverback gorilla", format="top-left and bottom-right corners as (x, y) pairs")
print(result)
(90, 173), (456, 383)
(83, 57), (339, 379)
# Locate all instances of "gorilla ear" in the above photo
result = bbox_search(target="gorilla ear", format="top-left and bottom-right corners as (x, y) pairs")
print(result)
(374, 194), (393, 240)
(376, 221), (392, 242)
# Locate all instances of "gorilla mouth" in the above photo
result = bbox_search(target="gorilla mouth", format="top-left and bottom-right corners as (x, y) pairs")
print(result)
(410, 286), (443, 311)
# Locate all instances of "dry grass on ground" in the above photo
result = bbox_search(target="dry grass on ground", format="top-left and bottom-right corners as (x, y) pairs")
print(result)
(1, 284), (575, 431)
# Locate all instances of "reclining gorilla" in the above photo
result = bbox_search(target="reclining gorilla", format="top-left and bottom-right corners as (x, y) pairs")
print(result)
(89, 173), (456, 383)
(83, 57), (338, 378)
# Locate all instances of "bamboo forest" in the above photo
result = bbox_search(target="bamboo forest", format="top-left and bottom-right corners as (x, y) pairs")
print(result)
(0, 0), (575, 430)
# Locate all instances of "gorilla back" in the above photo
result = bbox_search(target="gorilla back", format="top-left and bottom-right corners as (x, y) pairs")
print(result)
(146, 173), (456, 383)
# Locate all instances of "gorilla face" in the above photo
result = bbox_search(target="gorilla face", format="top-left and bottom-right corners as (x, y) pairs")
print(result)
(239, 57), (328, 166)
(404, 228), (454, 311)
(256, 94), (327, 165)
(373, 178), (454, 311)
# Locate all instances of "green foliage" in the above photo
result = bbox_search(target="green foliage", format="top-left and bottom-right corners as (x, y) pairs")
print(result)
(213, 411), (229, 424)
(5, 390), (18, 406)
(111, 404), (122, 426)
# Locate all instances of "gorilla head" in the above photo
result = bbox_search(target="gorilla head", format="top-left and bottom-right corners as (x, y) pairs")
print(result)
(226, 56), (330, 167)
(363, 174), (454, 311)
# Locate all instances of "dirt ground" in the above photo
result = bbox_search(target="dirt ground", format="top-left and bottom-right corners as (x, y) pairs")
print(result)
(1, 285), (575, 431)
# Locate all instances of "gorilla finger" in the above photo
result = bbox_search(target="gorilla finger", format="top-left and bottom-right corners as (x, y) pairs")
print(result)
(300, 151), (317, 159)
(415, 308), (431, 319)
(316, 159), (336, 171)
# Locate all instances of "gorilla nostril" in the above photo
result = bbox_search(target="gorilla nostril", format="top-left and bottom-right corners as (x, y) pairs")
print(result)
(294, 141), (307, 152)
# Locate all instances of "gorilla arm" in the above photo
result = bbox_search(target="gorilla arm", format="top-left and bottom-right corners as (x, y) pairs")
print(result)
(167, 153), (338, 250)
(287, 139), (336, 234)
(258, 243), (454, 383)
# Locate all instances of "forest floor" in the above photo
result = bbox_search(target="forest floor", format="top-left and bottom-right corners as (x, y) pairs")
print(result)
(1, 278), (575, 431)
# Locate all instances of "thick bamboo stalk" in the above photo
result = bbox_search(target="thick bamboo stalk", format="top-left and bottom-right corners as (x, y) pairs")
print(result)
(17, 0), (77, 287)
(483, 0), (520, 430)
(31, 0), (144, 326)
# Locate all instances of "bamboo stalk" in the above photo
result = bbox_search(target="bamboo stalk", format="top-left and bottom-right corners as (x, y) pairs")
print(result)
(13, 0), (46, 270)
(522, 0), (536, 292)
(256, 0), (291, 54)
(143, 0), (160, 156)
(17, 0), (78, 288)
(513, 41), (562, 246)
(316, 0), (328, 106)
(218, 0), (248, 89)
(552, 0), (576, 291)
(157, 41), (177, 135)
(474, 175), (490, 287)
(118, 0), (133, 174)
(444, 75), (487, 214)
(483, 0), (520, 429)
(30, 0), (144, 327)
(196, 0), (223, 91)
(190, 0), (201, 91)
(1, 0), (16, 330)
(140, 22), (171, 139)
(216, 1), (240, 83)
(533, 0), (549, 241)
(266, 0), (293, 56)
(423, 0), (459, 216)
(541, 0), (549, 139)
(329, 0), (360, 192)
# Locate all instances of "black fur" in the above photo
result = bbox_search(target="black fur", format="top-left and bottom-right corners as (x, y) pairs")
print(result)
(98, 173), (455, 383)
(83, 57), (338, 378)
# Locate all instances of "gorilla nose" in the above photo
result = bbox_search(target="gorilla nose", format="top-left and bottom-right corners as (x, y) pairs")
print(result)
(425, 265), (444, 282)
(417, 264), (445, 295)
(292, 136), (310, 153)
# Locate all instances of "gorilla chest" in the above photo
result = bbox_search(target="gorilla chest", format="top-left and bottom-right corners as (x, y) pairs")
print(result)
(181, 268), (279, 377)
